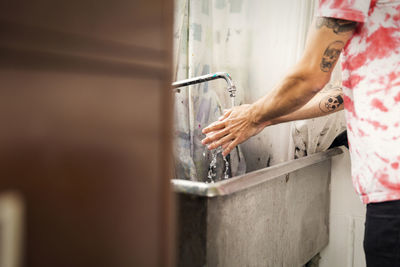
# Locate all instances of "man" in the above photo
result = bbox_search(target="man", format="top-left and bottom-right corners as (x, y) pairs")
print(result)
(201, 0), (400, 266)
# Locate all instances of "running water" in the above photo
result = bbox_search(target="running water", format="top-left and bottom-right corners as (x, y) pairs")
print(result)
(223, 155), (229, 179)
(206, 148), (230, 183)
(205, 95), (235, 183)
(206, 149), (218, 183)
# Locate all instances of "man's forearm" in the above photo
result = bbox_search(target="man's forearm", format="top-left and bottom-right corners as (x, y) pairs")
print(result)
(250, 67), (329, 125)
(267, 85), (344, 126)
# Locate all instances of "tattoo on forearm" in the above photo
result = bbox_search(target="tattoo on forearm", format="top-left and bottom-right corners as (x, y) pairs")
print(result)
(316, 17), (357, 34)
(319, 93), (344, 113)
(320, 41), (344, 72)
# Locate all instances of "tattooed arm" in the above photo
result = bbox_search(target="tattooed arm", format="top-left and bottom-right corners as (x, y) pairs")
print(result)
(250, 17), (355, 122)
(202, 17), (356, 156)
(267, 84), (344, 126)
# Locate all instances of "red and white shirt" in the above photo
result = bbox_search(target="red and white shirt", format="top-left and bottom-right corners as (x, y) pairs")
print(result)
(318, 0), (400, 204)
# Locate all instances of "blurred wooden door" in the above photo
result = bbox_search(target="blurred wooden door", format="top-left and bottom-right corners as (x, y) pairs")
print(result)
(0, 0), (173, 266)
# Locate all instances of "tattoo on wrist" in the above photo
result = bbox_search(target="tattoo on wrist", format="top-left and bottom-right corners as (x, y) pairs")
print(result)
(319, 94), (344, 113)
(320, 41), (344, 72)
(316, 17), (357, 34)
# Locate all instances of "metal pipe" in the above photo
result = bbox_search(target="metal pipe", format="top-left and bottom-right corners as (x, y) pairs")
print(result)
(172, 72), (237, 97)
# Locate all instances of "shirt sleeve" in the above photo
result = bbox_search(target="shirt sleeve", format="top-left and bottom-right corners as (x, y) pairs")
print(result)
(317, 0), (372, 23)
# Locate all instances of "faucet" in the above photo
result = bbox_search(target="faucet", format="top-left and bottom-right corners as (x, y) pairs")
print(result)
(172, 72), (237, 98)
(172, 72), (244, 179)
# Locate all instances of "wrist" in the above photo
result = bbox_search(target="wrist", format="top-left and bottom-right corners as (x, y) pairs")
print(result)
(249, 101), (265, 125)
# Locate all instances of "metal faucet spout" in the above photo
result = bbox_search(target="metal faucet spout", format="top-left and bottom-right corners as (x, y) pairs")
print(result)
(172, 72), (237, 98)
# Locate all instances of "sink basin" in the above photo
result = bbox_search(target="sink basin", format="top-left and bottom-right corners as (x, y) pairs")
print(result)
(172, 147), (344, 267)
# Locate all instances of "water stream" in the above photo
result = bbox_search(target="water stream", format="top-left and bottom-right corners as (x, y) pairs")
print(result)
(205, 95), (235, 183)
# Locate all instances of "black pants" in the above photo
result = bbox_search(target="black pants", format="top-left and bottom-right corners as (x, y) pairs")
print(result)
(364, 200), (400, 266)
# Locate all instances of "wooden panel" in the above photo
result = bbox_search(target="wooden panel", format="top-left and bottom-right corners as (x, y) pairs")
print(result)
(0, 70), (162, 138)
(0, 0), (174, 266)
(0, 137), (163, 267)
(0, 20), (166, 72)
(0, 0), (166, 51)
(0, 68), (169, 266)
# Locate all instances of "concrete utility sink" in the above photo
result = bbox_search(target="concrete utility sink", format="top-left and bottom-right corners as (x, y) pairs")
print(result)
(172, 147), (344, 267)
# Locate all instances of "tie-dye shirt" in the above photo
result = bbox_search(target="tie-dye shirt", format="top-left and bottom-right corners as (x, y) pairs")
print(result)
(318, 0), (400, 204)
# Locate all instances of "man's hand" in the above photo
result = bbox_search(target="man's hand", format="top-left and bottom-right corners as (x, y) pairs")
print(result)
(201, 104), (268, 156)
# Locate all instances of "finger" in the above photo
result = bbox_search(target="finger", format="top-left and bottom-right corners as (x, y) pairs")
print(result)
(222, 138), (239, 156)
(218, 109), (232, 121)
(202, 121), (226, 134)
(222, 142), (230, 150)
(201, 128), (230, 145)
(207, 134), (234, 150)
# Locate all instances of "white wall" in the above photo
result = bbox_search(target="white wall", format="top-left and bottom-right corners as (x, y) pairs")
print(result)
(319, 149), (366, 267)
